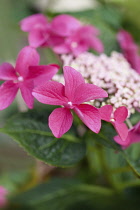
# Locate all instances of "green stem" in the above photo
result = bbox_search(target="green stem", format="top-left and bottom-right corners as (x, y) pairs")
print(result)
(97, 145), (117, 189)
(87, 138), (118, 190)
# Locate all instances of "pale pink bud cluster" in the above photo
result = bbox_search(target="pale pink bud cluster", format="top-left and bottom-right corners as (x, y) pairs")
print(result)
(61, 52), (140, 115)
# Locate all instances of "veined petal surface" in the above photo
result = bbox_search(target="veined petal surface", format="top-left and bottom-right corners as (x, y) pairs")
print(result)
(74, 104), (101, 133)
(0, 81), (18, 110)
(49, 107), (73, 138)
(32, 81), (67, 105)
(15, 46), (40, 77)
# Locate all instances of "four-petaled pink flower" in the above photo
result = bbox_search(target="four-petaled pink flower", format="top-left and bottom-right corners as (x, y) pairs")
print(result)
(32, 66), (108, 138)
(20, 14), (50, 48)
(117, 29), (140, 74)
(0, 186), (8, 208)
(99, 105), (129, 141)
(0, 46), (59, 110)
(114, 121), (140, 149)
(53, 25), (104, 56)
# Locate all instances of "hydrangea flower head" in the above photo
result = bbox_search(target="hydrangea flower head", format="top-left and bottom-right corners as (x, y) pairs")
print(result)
(33, 66), (108, 138)
(0, 46), (59, 110)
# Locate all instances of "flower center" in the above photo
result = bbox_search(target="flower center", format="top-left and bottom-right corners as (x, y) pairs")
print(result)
(64, 101), (74, 109)
(71, 42), (78, 48)
(17, 76), (24, 82)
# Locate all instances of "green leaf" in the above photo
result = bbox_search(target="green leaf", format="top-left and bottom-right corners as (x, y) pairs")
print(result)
(88, 122), (140, 178)
(10, 178), (115, 210)
(89, 122), (121, 150)
(121, 145), (140, 178)
(10, 177), (140, 210)
(0, 114), (86, 167)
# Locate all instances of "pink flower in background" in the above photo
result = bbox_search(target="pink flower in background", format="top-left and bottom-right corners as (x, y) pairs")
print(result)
(114, 121), (140, 149)
(99, 105), (129, 141)
(33, 66), (108, 138)
(117, 29), (140, 74)
(0, 186), (8, 208)
(20, 14), (104, 55)
(20, 14), (50, 48)
(53, 25), (104, 56)
(50, 14), (81, 37)
(20, 14), (81, 48)
(0, 46), (59, 110)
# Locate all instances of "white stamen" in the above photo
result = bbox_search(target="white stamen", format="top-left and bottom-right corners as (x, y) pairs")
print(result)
(18, 76), (24, 82)
(68, 101), (72, 106)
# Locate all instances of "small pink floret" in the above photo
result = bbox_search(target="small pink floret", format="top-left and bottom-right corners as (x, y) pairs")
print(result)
(114, 121), (140, 148)
(99, 105), (129, 141)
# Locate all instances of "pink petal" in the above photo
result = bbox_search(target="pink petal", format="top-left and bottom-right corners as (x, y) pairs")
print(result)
(0, 63), (17, 80)
(128, 122), (140, 144)
(90, 36), (104, 53)
(114, 135), (130, 147)
(53, 43), (70, 54)
(49, 108), (73, 138)
(15, 46), (40, 77)
(47, 33), (65, 47)
(114, 106), (128, 123)
(27, 64), (59, 86)
(114, 122), (140, 148)
(73, 83), (108, 104)
(0, 81), (18, 110)
(79, 25), (100, 36)
(63, 66), (85, 101)
(19, 81), (34, 109)
(71, 42), (89, 57)
(20, 14), (48, 32)
(32, 81), (67, 105)
(112, 121), (129, 141)
(74, 104), (101, 133)
(51, 14), (81, 37)
(117, 30), (135, 49)
(99, 105), (113, 122)
(28, 28), (48, 48)
(124, 47), (140, 73)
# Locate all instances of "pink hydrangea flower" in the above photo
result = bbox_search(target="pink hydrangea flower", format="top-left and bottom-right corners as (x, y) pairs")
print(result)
(53, 25), (104, 56)
(0, 186), (8, 208)
(114, 121), (140, 149)
(117, 29), (140, 74)
(20, 14), (80, 49)
(20, 14), (50, 48)
(20, 14), (104, 55)
(99, 105), (129, 141)
(33, 66), (108, 138)
(0, 46), (59, 110)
